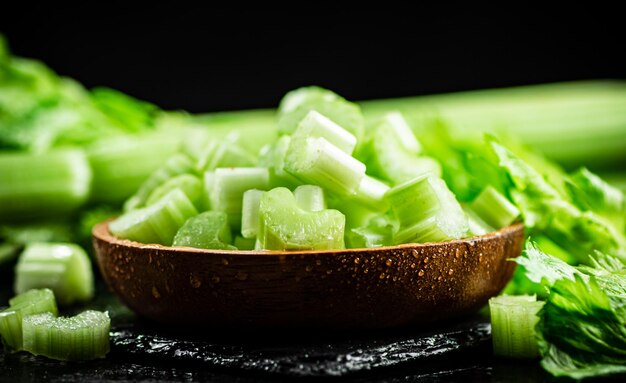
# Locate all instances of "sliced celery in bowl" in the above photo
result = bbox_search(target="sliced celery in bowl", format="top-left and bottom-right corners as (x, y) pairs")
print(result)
(93, 220), (524, 329)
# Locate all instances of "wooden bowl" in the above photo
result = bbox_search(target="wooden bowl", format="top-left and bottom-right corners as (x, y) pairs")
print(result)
(93, 221), (524, 329)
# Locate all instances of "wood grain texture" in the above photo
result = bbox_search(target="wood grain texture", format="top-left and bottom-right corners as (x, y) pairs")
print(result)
(93, 222), (524, 329)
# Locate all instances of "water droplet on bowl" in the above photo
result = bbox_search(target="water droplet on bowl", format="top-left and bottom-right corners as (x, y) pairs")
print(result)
(418, 270), (425, 277)
(211, 275), (220, 284)
(379, 272), (386, 280)
(305, 265), (313, 272)
(222, 258), (229, 266)
(235, 271), (248, 281)
(152, 286), (161, 299)
(189, 274), (202, 288)
(385, 258), (393, 267)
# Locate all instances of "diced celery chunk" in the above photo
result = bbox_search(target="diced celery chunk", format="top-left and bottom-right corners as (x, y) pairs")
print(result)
(172, 211), (235, 250)
(464, 206), (495, 236)
(14, 243), (94, 305)
(145, 174), (204, 211)
(0, 288), (58, 351)
(234, 235), (256, 250)
(470, 186), (520, 229)
(258, 136), (302, 189)
(489, 295), (544, 359)
(346, 216), (397, 249)
(22, 310), (110, 361)
(294, 185), (326, 212)
(241, 189), (265, 239)
(258, 187), (345, 250)
(110, 188), (198, 245)
(292, 110), (357, 155)
(124, 153), (197, 211)
(386, 175), (469, 244)
(277, 86), (364, 142)
(196, 133), (256, 171)
(353, 175), (390, 210)
(284, 136), (366, 196)
(205, 168), (270, 230)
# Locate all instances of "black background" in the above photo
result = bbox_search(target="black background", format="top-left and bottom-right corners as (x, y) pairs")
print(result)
(2, 6), (625, 112)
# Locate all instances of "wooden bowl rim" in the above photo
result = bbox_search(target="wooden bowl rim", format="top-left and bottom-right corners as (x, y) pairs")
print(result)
(93, 220), (524, 257)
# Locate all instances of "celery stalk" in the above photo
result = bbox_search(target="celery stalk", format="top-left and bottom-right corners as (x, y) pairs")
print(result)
(294, 185), (326, 212)
(241, 189), (265, 239)
(470, 186), (520, 229)
(0, 150), (91, 222)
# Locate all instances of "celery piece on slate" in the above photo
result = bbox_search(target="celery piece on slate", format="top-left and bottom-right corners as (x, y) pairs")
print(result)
(386, 175), (468, 244)
(0, 288), (58, 351)
(470, 186), (520, 229)
(284, 136), (366, 196)
(123, 153), (197, 211)
(110, 188), (198, 246)
(205, 168), (270, 230)
(22, 310), (110, 361)
(145, 174), (204, 211)
(88, 132), (183, 204)
(277, 86), (364, 142)
(14, 243), (94, 306)
(489, 295), (544, 359)
(0, 150), (91, 222)
(258, 187), (345, 251)
(172, 211), (235, 250)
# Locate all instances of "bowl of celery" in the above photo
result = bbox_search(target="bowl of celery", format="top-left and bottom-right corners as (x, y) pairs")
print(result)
(93, 87), (525, 329)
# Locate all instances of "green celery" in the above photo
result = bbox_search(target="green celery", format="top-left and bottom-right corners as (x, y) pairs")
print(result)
(294, 185), (326, 212)
(172, 211), (235, 250)
(123, 153), (197, 211)
(241, 189), (265, 239)
(14, 243), (94, 305)
(258, 187), (345, 250)
(470, 186), (520, 229)
(205, 168), (270, 230)
(110, 188), (198, 245)
(233, 235), (256, 250)
(277, 86), (364, 142)
(386, 175), (469, 244)
(88, 132), (183, 204)
(489, 295), (544, 359)
(0, 288), (58, 351)
(291, 110), (357, 155)
(22, 310), (110, 361)
(145, 174), (204, 211)
(0, 150), (91, 222)
(284, 136), (366, 196)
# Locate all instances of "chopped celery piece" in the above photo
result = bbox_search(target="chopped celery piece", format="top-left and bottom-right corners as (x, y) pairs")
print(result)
(277, 86), (364, 142)
(353, 175), (390, 210)
(206, 168), (270, 230)
(0, 288), (57, 351)
(294, 185), (326, 212)
(489, 295), (544, 359)
(110, 188), (198, 246)
(0, 150), (91, 222)
(145, 174), (204, 211)
(376, 111), (421, 154)
(241, 189), (264, 239)
(258, 135), (302, 189)
(196, 134), (256, 171)
(386, 175), (469, 244)
(346, 216), (396, 249)
(470, 186), (520, 229)
(234, 235), (256, 250)
(258, 187), (345, 251)
(22, 310), (110, 361)
(358, 116), (440, 185)
(284, 136), (366, 196)
(331, 199), (380, 230)
(123, 154), (197, 211)
(88, 132), (182, 204)
(172, 211), (235, 250)
(292, 110), (357, 155)
(464, 206), (495, 236)
(14, 243), (94, 306)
